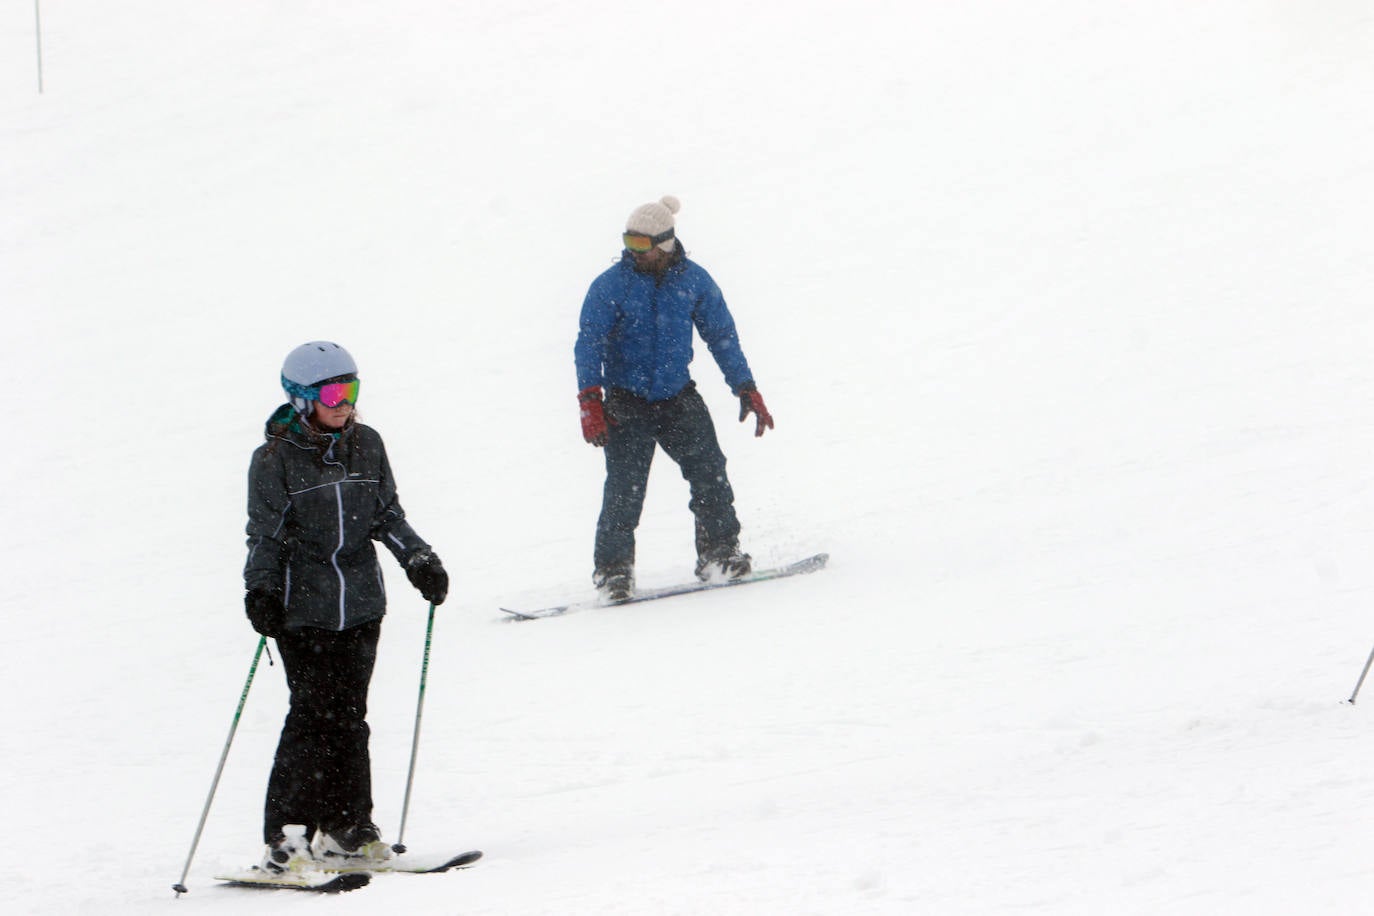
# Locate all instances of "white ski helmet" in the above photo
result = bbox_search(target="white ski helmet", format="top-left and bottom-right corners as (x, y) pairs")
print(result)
(281, 341), (357, 415)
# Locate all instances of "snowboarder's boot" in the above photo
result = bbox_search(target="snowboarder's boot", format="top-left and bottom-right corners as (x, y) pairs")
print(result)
(695, 544), (752, 582)
(593, 566), (635, 602)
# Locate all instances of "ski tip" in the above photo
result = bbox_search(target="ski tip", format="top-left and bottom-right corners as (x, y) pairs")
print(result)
(333, 873), (371, 892)
(429, 850), (483, 872)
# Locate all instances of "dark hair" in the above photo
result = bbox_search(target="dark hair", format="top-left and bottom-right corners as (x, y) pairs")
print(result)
(264, 408), (359, 462)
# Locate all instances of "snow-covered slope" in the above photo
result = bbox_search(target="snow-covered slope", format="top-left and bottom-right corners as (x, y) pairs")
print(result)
(3, 2), (1373, 913)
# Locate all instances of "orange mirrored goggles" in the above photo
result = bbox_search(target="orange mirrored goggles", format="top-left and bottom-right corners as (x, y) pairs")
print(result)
(622, 228), (674, 253)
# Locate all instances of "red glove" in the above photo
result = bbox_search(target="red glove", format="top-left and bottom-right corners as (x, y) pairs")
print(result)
(579, 386), (609, 446)
(738, 383), (774, 437)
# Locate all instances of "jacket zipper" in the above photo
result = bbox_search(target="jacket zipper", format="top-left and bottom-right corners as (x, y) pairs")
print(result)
(332, 483), (346, 629)
(324, 441), (348, 630)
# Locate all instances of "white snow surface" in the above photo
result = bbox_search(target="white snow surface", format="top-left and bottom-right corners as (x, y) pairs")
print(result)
(3, 2), (1374, 913)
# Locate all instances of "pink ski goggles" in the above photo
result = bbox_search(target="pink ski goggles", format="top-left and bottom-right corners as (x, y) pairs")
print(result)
(314, 378), (360, 407)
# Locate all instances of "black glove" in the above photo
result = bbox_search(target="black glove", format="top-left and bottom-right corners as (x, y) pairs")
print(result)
(245, 589), (286, 638)
(406, 551), (449, 605)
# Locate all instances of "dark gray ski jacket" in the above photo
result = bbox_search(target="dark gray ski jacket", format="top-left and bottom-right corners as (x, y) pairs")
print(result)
(244, 405), (431, 632)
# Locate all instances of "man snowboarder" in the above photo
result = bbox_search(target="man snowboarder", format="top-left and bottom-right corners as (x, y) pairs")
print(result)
(574, 195), (773, 601)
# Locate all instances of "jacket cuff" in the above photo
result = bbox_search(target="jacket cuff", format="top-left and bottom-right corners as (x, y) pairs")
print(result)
(406, 548), (437, 570)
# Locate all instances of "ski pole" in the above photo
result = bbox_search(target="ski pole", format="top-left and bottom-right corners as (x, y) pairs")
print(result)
(1347, 641), (1374, 704)
(34, 0), (43, 94)
(172, 636), (267, 896)
(393, 602), (437, 854)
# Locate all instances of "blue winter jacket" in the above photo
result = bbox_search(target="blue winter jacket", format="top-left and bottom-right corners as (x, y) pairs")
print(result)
(574, 247), (754, 403)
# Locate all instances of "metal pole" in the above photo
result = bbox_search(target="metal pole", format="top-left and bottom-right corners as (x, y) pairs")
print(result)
(35, 0), (44, 94)
(1347, 641), (1374, 704)
(172, 637), (268, 896)
(392, 603), (437, 854)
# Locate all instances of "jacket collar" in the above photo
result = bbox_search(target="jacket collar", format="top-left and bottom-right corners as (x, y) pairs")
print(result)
(264, 403), (351, 449)
(620, 239), (686, 278)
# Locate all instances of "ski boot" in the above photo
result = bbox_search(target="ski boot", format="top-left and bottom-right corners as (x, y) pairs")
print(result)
(314, 822), (393, 868)
(261, 824), (317, 875)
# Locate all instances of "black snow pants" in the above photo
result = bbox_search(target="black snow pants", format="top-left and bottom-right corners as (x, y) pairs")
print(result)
(594, 383), (740, 573)
(264, 618), (381, 843)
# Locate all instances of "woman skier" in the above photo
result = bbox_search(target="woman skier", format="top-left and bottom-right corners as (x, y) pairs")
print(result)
(242, 340), (448, 874)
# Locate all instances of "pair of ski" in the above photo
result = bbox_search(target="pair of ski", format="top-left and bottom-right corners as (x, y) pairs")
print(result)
(500, 552), (829, 621)
(216, 849), (482, 893)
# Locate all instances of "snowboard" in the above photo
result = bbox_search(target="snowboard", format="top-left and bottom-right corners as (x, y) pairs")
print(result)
(501, 552), (829, 621)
